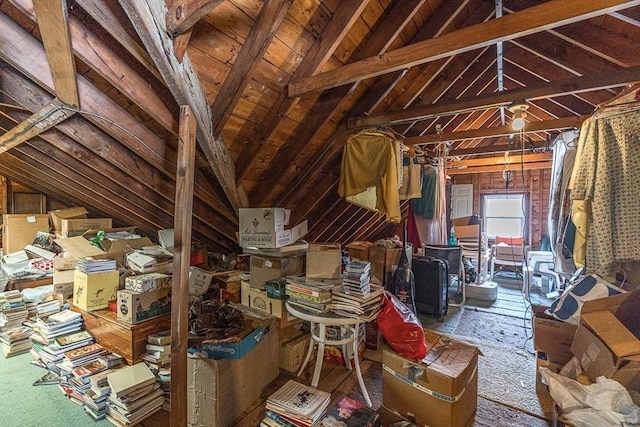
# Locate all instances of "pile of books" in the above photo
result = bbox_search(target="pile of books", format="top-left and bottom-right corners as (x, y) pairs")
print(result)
(29, 310), (85, 370)
(35, 329), (95, 373)
(285, 277), (336, 314)
(263, 379), (330, 427)
(83, 369), (113, 421)
(34, 299), (61, 319)
(0, 325), (33, 357)
(330, 283), (384, 322)
(341, 260), (371, 296)
(106, 363), (164, 426)
(141, 330), (171, 371)
(0, 290), (28, 331)
(141, 330), (171, 411)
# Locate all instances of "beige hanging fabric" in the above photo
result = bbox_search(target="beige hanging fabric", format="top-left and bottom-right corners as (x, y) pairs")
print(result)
(338, 129), (402, 223)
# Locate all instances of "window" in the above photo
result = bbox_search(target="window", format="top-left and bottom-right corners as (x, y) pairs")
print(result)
(483, 193), (526, 238)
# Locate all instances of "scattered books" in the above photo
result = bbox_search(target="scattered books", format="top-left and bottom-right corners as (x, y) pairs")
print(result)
(33, 371), (60, 386)
(319, 396), (380, 426)
(264, 380), (330, 427)
(106, 363), (163, 426)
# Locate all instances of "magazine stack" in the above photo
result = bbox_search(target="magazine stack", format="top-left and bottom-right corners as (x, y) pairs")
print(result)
(0, 325), (33, 357)
(106, 363), (164, 426)
(263, 379), (331, 427)
(341, 260), (371, 296)
(0, 290), (28, 332)
(330, 283), (384, 322)
(285, 277), (336, 314)
(142, 330), (171, 411)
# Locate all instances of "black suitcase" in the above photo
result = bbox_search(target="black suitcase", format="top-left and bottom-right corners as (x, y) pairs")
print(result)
(411, 256), (449, 320)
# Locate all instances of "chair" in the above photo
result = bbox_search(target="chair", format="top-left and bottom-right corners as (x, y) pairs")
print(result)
(489, 237), (529, 281)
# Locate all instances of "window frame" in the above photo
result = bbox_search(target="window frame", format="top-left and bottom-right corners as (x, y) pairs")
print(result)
(481, 192), (529, 242)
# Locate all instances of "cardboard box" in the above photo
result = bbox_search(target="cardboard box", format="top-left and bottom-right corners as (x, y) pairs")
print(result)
(494, 244), (529, 260)
(187, 320), (279, 427)
(265, 278), (287, 299)
(53, 269), (75, 285)
(535, 352), (563, 419)
(306, 243), (342, 279)
(453, 224), (480, 239)
(239, 208), (308, 248)
(280, 331), (309, 373)
(188, 267), (214, 296)
(570, 292), (640, 389)
(54, 282), (74, 301)
(533, 305), (577, 365)
(73, 269), (120, 312)
(60, 218), (112, 237)
(382, 331), (479, 427)
(346, 241), (374, 261)
(368, 246), (386, 284)
(116, 287), (172, 324)
(249, 254), (304, 288)
(189, 304), (277, 359)
(49, 207), (88, 232)
(125, 273), (172, 293)
(241, 281), (300, 328)
(100, 236), (154, 266)
(242, 241), (308, 258)
(2, 214), (50, 254)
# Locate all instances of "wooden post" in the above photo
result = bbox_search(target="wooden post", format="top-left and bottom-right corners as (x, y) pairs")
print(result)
(170, 105), (196, 426)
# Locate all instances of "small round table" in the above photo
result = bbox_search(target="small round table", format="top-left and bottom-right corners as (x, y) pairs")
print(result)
(285, 301), (372, 407)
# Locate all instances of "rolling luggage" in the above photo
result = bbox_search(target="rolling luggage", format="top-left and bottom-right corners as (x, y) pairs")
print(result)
(411, 256), (449, 320)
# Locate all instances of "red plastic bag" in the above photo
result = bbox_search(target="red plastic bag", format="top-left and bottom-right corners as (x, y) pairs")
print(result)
(377, 291), (427, 360)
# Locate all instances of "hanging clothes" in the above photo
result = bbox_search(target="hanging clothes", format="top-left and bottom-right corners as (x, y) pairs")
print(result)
(338, 129), (402, 223)
(410, 165), (437, 219)
(399, 156), (422, 200)
(570, 108), (640, 275)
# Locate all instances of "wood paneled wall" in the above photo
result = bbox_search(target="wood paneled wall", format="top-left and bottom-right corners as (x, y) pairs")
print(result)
(452, 169), (552, 250)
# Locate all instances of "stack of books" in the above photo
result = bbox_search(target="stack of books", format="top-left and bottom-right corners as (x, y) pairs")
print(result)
(37, 329), (95, 373)
(30, 310), (85, 370)
(0, 325), (33, 357)
(106, 363), (164, 426)
(341, 260), (371, 296)
(330, 283), (384, 322)
(83, 369), (114, 421)
(263, 379), (330, 427)
(285, 277), (336, 314)
(0, 290), (28, 331)
(76, 257), (117, 274)
(141, 330), (171, 371)
(35, 299), (61, 319)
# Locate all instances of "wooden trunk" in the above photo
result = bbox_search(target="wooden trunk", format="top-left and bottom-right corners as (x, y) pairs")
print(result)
(78, 308), (171, 365)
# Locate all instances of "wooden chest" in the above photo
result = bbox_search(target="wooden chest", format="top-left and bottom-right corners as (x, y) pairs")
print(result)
(78, 308), (171, 365)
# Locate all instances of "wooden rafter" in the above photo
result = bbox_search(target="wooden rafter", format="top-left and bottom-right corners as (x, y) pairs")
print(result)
(166, 0), (223, 37)
(0, 99), (74, 153)
(447, 139), (552, 157)
(119, 0), (242, 211)
(32, 0), (79, 107)
(447, 162), (551, 174)
(404, 115), (588, 145)
(350, 65), (640, 128)
(289, 0), (640, 97)
(448, 152), (553, 168)
(210, 0), (293, 136)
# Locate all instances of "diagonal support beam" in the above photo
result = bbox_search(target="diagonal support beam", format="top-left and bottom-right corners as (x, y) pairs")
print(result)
(120, 0), (243, 210)
(0, 99), (74, 153)
(289, 0), (640, 97)
(166, 0), (223, 37)
(33, 0), (79, 107)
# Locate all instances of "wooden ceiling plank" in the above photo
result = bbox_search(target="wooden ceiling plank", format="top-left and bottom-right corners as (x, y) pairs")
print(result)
(211, 0), (293, 136)
(236, 0), (371, 184)
(173, 28), (193, 62)
(9, 0), (178, 136)
(289, 0), (640, 97)
(32, 0), (79, 107)
(119, 1), (241, 210)
(166, 0), (224, 37)
(350, 65), (640, 128)
(75, 0), (163, 81)
(0, 99), (74, 152)
(449, 152), (553, 168)
(448, 139), (552, 157)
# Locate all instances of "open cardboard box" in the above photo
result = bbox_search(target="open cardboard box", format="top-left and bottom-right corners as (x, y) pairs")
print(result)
(570, 291), (640, 389)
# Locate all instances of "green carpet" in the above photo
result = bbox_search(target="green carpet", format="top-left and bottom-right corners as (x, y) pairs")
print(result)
(0, 352), (112, 427)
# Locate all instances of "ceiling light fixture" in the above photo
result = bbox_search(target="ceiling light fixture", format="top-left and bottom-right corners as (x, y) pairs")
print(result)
(508, 101), (528, 131)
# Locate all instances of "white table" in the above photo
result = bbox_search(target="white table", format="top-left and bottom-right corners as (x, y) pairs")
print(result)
(285, 301), (372, 406)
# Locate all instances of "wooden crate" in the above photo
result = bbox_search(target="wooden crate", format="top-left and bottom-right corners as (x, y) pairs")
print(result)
(78, 308), (171, 365)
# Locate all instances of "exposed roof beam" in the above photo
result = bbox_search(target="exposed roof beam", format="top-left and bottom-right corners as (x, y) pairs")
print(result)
(210, 0), (292, 136)
(32, 0), (79, 107)
(448, 152), (553, 168)
(447, 139), (551, 157)
(350, 65), (640, 128)
(447, 162), (551, 174)
(166, 0), (223, 37)
(404, 115), (587, 145)
(0, 99), (74, 152)
(75, 0), (163, 81)
(119, 0), (243, 211)
(289, 0), (640, 97)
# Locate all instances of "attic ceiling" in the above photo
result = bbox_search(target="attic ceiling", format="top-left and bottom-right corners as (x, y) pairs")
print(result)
(0, 0), (639, 253)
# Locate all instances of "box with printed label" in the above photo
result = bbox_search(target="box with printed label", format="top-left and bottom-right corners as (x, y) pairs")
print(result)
(189, 267), (214, 296)
(125, 273), (172, 293)
(116, 287), (172, 324)
(73, 269), (120, 312)
(60, 218), (112, 237)
(532, 304), (577, 364)
(238, 208), (308, 248)
(382, 330), (479, 427)
(49, 207), (88, 232)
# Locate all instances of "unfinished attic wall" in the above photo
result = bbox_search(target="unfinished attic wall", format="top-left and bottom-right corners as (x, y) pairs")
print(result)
(452, 170), (552, 251)
(1, 179), (68, 215)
